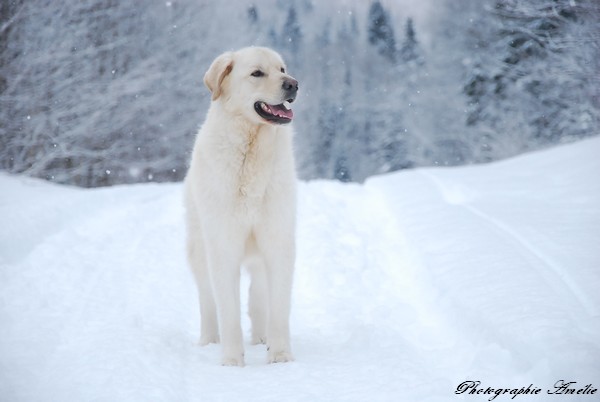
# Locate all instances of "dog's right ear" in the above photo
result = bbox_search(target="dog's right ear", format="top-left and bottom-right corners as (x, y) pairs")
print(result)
(204, 52), (234, 101)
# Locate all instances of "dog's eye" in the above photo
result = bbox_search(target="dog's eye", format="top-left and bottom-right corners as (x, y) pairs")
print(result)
(251, 70), (264, 77)
(280, 67), (285, 73)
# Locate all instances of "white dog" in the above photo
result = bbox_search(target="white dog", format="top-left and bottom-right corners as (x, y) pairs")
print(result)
(184, 47), (298, 366)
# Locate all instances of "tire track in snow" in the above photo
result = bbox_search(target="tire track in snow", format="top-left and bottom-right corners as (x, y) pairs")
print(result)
(418, 170), (597, 317)
(347, 180), (477, 382)
(296, 181), (459, 357)
(351, 181), (463, 348)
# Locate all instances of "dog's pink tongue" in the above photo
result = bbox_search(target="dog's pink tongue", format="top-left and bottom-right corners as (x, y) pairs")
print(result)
(270, 104), (293, 119)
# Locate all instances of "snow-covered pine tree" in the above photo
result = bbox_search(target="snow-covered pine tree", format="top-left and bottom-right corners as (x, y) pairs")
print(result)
(368, 1), (397, 63)
(282, 6), (302, 58)
(399, 18), (423, 64)
(463, 0), (600, 161)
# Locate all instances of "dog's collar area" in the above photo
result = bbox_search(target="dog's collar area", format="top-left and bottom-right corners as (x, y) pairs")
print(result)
(254, 101), (293, 124)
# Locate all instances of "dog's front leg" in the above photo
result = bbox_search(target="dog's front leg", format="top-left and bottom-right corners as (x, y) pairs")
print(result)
(257, 227), (295, 363)
(206, 242), (245, 367)
(266, 250), (294, 363)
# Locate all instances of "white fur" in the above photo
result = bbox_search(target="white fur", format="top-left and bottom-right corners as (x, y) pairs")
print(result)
(184, 47), (297, 366)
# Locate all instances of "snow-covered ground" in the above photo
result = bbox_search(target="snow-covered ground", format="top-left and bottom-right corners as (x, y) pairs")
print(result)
(1, 138), (599, 401)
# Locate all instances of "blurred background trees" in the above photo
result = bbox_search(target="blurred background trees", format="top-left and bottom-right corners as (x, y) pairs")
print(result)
(1, 0), (598, 187)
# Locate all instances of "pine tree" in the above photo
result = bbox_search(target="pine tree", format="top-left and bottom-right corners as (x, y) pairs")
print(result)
(334, 157), (352, 182)
(400, 18), (422, 63)
(247, 5), (258, 24)
(463, 0), (599, 160)
(367, 1), (396, 63)
(282, 6), (302, 54)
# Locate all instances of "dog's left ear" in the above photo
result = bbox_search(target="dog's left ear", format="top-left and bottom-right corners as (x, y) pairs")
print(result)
(204, 52), (234, 101)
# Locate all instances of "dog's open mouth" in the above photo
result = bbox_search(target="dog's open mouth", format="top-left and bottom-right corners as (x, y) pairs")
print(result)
(254, 100), (294, 124)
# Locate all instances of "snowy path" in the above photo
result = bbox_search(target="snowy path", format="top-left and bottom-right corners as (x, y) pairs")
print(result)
(1, 138), (599, 401)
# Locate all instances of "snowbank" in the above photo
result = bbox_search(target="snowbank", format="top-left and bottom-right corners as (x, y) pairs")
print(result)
(1, 138), (599, 401)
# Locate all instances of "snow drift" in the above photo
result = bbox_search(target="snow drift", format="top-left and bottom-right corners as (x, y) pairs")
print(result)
(1, 138), (599, 401)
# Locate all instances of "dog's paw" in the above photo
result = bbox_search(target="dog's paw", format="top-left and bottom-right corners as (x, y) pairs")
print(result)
(221, 353), (245, 367)
(268, 349), (294, 364)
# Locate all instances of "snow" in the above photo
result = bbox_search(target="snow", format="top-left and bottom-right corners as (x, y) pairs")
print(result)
(1, 138), (599, 401)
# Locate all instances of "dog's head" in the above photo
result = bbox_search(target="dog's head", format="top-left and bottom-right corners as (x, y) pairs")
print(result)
(204, 47), (298, 125)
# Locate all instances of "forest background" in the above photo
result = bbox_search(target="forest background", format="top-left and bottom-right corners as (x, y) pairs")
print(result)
(1, 0), (598, 187)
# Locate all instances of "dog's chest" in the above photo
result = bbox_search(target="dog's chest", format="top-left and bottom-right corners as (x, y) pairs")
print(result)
(235, 134), (276, 210)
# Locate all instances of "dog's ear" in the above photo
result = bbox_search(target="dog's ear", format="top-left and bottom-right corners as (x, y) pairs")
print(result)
(204, 52), (234, 101)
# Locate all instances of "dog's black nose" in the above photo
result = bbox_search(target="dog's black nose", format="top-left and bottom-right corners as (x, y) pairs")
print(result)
(282, 78), (299, 93)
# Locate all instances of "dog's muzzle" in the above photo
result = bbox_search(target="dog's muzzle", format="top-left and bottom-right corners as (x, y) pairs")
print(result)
(254, 77), (299, 125)
(282, 78), (298, 103)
